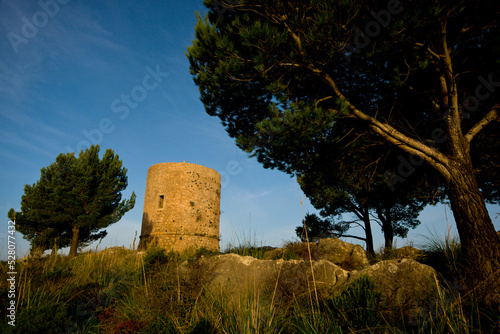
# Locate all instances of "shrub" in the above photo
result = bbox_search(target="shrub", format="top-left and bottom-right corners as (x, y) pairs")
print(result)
(16, 299), (68, 334)
(282, 241), (316, 261)
(142, 247), (172, 270)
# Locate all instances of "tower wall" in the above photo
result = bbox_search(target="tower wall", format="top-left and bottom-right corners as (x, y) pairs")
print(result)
(139, 162), (221, 252)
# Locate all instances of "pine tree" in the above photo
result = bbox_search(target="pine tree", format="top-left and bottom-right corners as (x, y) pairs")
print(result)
(9, 145), (136, 257)
(188, 0), (500, 305)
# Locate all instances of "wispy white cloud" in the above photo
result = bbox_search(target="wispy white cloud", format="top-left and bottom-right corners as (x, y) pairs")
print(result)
(0, 2), (153, 100)
(0, 129), (53, 157)
(248, 188), (276, 199)
(0, 146), (35, 169)
(0, 103), (75, 154)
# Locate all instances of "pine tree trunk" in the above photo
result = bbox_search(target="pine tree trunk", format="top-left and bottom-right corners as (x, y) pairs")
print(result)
(69, 226), (80, 258)
(446, 159), (500, 307)
(376, 206), (394, 252)
(363, 215), (375, 258)
(382, 220), (394, 250)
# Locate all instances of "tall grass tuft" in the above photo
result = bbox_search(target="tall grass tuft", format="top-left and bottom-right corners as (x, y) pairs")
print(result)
(414, 276), (500, 333)
(420, 227), (462, 281)
(224, 230), (269, 259)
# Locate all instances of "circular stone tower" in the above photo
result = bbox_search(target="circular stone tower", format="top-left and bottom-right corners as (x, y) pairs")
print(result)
(139, 162), (221, 252)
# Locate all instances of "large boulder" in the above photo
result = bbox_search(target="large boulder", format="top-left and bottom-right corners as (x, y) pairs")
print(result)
(316, 238), (370, 270)
(349, 258), (438, 315)
(205, 254), (350, 304)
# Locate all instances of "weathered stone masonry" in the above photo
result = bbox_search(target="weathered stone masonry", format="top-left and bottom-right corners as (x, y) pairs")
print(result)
(139, 162), (221, 252)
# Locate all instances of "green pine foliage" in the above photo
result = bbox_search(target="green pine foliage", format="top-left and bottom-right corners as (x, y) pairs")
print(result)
(9, 145), (136, 257)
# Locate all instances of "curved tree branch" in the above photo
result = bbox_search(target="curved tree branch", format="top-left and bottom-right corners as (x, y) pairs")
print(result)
(465, 104), (500, 142)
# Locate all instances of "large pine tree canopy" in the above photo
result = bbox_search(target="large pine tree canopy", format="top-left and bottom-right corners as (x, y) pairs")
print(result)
(187, 0), (500, 305)
(188, 0), (499, 173)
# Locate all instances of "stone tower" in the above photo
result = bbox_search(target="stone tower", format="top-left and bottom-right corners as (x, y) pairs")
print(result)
(139, 162), (221, 252)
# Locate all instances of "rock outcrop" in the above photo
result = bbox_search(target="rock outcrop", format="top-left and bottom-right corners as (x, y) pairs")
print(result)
(351, 258), (437, 313)
(200, 251), (437, 318)
(393, 246), (426, 260)
(315, 238), (370, 270)
(205, 254), (351, 303)
(262, 238), (371, 270)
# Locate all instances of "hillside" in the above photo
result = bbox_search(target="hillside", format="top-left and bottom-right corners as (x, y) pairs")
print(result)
(1, 238), (499, 333)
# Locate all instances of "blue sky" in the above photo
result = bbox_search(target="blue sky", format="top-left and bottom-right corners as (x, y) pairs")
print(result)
(1, 0), (499, 259)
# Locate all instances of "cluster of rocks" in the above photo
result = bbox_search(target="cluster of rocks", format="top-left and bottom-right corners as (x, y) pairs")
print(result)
(186, 238), (438, 319)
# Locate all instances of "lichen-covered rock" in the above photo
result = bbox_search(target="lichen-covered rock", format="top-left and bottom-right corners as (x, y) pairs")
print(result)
(208, 253), (282, 296)
(316, 238), (370, 270)
(262, 248), (284, 260)
(349, 258), (438, 316)
(394, 246), (426, 261)
(203, 254), (350, 305)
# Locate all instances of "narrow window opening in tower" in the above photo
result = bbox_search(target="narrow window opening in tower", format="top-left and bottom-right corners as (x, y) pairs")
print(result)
(158, 195), (164, 208)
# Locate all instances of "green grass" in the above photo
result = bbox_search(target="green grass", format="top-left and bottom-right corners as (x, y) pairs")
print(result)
(223, 230), (270, 259)
(1, 236), (498, 333)
(420, 228), (462, 280)
(224, 242), (271, 259)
